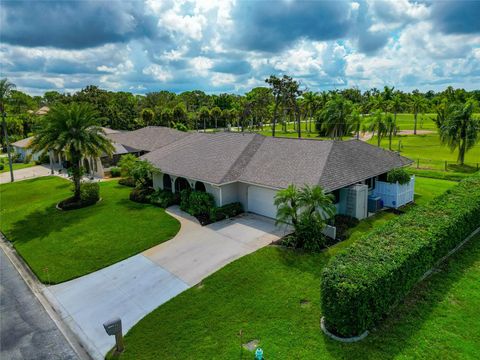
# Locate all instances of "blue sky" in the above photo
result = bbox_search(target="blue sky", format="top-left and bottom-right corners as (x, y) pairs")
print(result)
(1, 0), (479, 95)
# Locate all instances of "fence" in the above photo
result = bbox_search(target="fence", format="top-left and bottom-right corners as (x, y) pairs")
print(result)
(410, 158), (479, 172)
(373, 176), (415, 209)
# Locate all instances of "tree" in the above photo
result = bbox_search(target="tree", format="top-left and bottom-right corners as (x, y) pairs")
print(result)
(384, 113), (397, 150)
(389, 93), (404, 135)
(173, 104), (188, 128)
(30, 103), (114, 200)
(210, 106), (222, 130)
(198, 106), (210, 132)
(0, 78), (16, 182)
(118, 153), (138, 177)
(349, 106), (362, 140)
(367, 110), (388, 147)
(410, 94), (427, 135)
(265, 75), (283, 137)
(140, 108), (155, 126)
(436, 99), (480, 165)
(274, 184), (301, 227)
(302, 91), (319, 133)
(130, 160), (159, 189)
(319, 94), (353, 140)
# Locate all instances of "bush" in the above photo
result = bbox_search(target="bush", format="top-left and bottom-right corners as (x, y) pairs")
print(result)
(149, 189), (180, 208)
(210, 202), (243, 222)
(130, 187), (154, 204)
(24, 153), (32, 164)
(0, 163), (4, 171)
(386, 168), (411, 185)
(58, 182), (99, 210)
(321, 172), (480, 337)
(185, 191), (215, 217)
(110, 167), (121, 177)
(34, 152), (50, 165)
(332, 214), (359, 241)
(118, 177), (136, 187)
(290, 214), (327, 252)
(179, 189), (192, 211)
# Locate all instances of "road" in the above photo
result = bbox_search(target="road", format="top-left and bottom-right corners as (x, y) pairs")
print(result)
(0, 247), (78, 360)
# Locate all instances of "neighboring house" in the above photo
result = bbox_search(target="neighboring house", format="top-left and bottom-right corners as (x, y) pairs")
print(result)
(141, 131), (413, 220)
(50, 126), (191, 178)
(11, 137), (44, 162)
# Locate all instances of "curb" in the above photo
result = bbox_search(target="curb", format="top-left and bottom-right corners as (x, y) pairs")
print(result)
(320, 317), (369, 343)
(0, 234), (93, 360)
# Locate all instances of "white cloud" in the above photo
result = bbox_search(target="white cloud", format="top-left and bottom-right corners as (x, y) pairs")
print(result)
(142, 64), (172, 82)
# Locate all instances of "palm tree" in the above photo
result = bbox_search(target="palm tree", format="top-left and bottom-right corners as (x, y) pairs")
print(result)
(0, 78), (16, 182)
(320, 95), (353, 140)
(298, 185), (336, 222)
(303, 91), (318, 133)
(367, 110), (388, 147)
(389, 93), (404, 135)
(30, 103), (114, 200)
(410, 95), (427, 135)
(274, 184), (300, 226)
(384, 113), (397, 150)
(437, 99), (480, 165)
(349, 106), (362, 140)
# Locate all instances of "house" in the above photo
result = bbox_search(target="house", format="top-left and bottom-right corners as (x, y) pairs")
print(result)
(11, 137), (45, 162)
(49, 126), (191, 178)
(141, 130), (413, 220)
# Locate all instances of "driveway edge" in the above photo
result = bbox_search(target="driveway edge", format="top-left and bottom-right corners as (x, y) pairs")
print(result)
(0, 234), (93, 360)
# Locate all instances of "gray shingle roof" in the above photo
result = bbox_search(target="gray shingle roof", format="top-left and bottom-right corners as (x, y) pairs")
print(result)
(141, 132), (412, 191)
(12, 136), (34, 148)
(107, 126), (191, 152)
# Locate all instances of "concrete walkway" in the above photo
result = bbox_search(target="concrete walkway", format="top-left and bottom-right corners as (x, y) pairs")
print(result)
(44, 207), (286, 359)
(0, 164), (55, 184)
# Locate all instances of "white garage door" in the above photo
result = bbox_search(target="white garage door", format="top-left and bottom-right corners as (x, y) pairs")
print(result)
(247, 185), (278, 219)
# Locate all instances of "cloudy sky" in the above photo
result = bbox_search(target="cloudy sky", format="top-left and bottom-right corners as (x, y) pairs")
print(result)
(1, 0), (479, 95)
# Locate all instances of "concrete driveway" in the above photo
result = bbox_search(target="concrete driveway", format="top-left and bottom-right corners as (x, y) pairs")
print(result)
(44, 207), (286, 359)
(0, 165), (53, 184)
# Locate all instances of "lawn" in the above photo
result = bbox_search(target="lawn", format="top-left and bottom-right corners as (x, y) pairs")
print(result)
(108, 177), (473, 360)
(0, 160), (36, 173)
(0, 176), (180, 283)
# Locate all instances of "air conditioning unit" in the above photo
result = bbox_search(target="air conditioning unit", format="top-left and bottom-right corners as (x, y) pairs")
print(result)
(368, 196), (383, 213)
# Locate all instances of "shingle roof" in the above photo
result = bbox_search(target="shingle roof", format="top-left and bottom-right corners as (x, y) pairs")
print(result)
(12, 136), (34, 148)
(107, 126), (191, 152)
(142, 132), (412, 191)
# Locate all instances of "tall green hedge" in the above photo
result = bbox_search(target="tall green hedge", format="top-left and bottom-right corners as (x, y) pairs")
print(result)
(321, 172), (480, 337)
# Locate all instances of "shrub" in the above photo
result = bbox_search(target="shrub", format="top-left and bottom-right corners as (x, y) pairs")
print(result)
(179, 189), (192, 211)
(210, 202), (243, 222)
(119, 177), (136, 187)
(58, 182), (99, 210)
(149, 189), (180, 208)
(35, 152), (50, 165)
(24, 153), (32, 164)
(130, 160), (159, 189)
(130, 187), (154, 204)
(0, 163), (4, 170)
(110, 167), (121, 177)
(386, 168), (411, 185)
(321, 172), (480, 338)
(332, 214), (359, 241)
(291, 214), (327, 252)
(185, 191), (215, 217)
(118, 153), (138, 177)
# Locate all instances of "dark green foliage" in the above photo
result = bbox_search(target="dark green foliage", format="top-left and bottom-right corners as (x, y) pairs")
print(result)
(284, 214), (327, 252)
(129, 187), (154, 204)
(149, 189), (180, 208)
(34, 152), (50, 165)
(59, 182), (100, 210)
(110, 167), (121, 177)
(179, 189), (192, 212)
(332, 214), (359, 241)
(118, 177), (136, 187)
(321, 172), (480, 337)
(210, 202), (243, 222)
(386, 168), (411, 185)
(0, 163), (4, 170)
(184, 191), (215, 217)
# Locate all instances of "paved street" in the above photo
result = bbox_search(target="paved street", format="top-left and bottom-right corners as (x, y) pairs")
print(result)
(0, 165), (54, 184)
(0, 248), (78, 360)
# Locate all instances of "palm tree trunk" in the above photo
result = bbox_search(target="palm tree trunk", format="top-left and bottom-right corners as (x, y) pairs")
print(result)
(394, 111), (397, 135)
(378, 133), (381, 147)
(272, 99), (279, 137)
(414, 112), (417, 135)
(389, 132), (392, 150)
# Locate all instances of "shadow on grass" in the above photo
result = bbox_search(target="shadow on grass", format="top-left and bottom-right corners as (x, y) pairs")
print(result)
(448, 163), (479, 173)
(323, 234), (480, 359)
(6, 202), (96, 245)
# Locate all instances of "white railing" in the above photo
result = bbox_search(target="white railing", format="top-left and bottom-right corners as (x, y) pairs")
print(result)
(373, 176), (415, 209)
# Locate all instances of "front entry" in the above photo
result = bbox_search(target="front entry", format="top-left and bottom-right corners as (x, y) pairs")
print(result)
(175, 177), (190, 193)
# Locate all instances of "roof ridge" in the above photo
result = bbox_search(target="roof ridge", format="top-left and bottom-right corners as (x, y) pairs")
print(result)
(220, 134), (266, 183)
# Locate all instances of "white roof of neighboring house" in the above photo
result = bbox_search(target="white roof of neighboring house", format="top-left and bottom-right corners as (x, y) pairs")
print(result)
(12, 136), (34, 149)
(35, 106), (50, 115)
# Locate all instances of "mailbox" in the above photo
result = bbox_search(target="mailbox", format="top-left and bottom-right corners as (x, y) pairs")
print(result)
(103, 318), (122, 336)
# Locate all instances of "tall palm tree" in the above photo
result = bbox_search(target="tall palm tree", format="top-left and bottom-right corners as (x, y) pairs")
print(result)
(384, 113), (397, 150)
(30, 103), (114, 200)
(389, 93), (404, 135)
(349, 106), (362, 140)
(410, 95), (427, 135)
(437, 99), (480, 165)
(367, 110), (388, 147)
(0, 78), (16, 182)
(320, 95), (353, 140)
(303, 91), (318, 133)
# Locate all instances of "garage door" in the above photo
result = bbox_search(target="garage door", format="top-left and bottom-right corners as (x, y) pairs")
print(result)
(247, 185), (278, 218)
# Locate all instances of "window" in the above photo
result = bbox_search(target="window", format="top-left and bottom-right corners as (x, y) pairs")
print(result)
(163, 174), (172, 191)
(365, 177), (376, 190)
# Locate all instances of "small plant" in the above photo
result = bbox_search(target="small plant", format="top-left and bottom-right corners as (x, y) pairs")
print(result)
(118, 153), (138, 177)
(210, 202), (243, 221)
(130, 160), (159, 189)
(118, 177), (136, 187)
(129, 187), (154, 203)
(386, 168), (411, 185)
(110, 167), (121, 177)
(58, 181), (100, 210)
(185, 191), (215, 217)
(288, 214), (327, 252)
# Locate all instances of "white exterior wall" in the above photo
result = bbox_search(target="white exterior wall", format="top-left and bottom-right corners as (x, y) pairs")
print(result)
(14, 147), (42, 162)
(237, 182), (249, 210)
(153, 173), (164, 190)
(219, 182), (239, 206)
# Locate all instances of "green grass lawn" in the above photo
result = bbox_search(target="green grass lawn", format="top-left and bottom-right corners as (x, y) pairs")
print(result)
(0, 161), (36, 173)
(108, 177), (472, 360)
(0, 177), (180, 283)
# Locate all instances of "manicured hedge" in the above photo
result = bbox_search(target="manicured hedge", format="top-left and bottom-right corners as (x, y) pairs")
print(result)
(321, 172), (480, 337)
